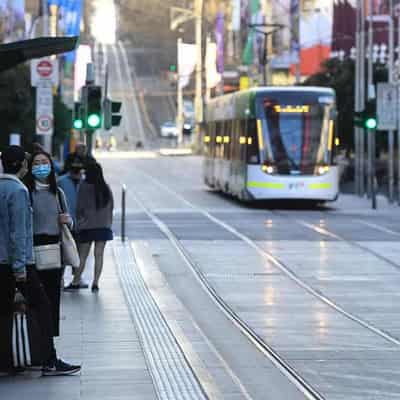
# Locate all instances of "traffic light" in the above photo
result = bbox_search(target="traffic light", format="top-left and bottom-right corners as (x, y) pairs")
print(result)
(364, 99), (377, 129)
(73, 102), (83, 130)
(169, 64), (177, 73)
(86, 85), (102, 129)
(103, 98), (122, 130)
(353, 100), (377, 130)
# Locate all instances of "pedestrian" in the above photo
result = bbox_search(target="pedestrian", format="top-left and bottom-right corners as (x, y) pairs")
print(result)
(24, 149), (81, 375)
(66, 162), (113, 292)
(0, 146), (80, 375)
(58, 155), (87, 288)
(63, 142), (95, 174)
(0, 146), (31, 371)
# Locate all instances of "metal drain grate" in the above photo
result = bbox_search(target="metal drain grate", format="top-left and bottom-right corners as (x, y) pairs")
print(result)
(113, 241), (208, 400)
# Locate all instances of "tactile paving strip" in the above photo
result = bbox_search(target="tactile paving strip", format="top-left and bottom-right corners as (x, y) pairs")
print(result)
(113, 241), (208, 400)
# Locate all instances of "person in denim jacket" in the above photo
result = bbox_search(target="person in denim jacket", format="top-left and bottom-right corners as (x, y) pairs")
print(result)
(0, 146), (32, 282)
(0, 146), (81, 376)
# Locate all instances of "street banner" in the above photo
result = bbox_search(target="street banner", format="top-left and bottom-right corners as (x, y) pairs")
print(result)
(232, 0), (241, 31)
(31, 58), (59, 87)
(65, 0), (83, 62)
(290, 0), (300, 66)
(206, 41), (221, 89)
(377, 83), (397, 130)
(178, 42), (196, 89)
(0, 0), (25, 42)
(36, 86), (54, 136)
(215, 12), (225, 74)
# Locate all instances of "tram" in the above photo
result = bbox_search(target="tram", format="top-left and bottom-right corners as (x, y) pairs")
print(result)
(203, 86), (340, 203)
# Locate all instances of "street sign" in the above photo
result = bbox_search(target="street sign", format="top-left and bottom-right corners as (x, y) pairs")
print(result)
(37, 115), (53, 133)
(377, 83), (397, 130)
(31, 58), (59, 87)
(36, 86), (53, 136)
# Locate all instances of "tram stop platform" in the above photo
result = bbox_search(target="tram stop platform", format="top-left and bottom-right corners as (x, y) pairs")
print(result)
(0, 243), (159, 400)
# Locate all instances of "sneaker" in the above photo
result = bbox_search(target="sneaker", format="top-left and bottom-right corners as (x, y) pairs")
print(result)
(64, 282), (89, 291)
(91, 284), (99, 293)
(42, 359), (81, 376)
(63, 283), (80, 291)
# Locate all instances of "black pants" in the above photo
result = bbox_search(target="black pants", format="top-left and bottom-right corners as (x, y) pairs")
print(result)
(0, 265), (56, 369)
(36, 269), (62, 337)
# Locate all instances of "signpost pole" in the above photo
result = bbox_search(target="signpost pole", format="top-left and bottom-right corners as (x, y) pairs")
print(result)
(371, 128), (377, 209)
(388, 0), (394, 202)
(360, 0), (366, 196)
(355, 0), (361, 195)
(367, 0), (374, 198)
(398, 14), (400, 205)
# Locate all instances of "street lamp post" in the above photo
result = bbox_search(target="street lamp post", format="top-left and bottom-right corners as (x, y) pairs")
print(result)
(170, 1), (203, 147)
(248, 23), (285, 86)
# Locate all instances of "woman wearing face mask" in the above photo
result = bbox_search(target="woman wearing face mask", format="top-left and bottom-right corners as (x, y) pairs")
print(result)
(67, 162), (113, 292)
(25, 150), (81, 375)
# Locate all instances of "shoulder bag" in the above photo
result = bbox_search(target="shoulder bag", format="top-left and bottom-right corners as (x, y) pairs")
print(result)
(57, 189), (80, 268)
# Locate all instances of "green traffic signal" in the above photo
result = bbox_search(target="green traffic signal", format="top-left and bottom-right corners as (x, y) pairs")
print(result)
(73, 119), (83, 130)
(169, 64), (177, 72)
(87, 113), (101, 128)
(365, 117), (377, 130)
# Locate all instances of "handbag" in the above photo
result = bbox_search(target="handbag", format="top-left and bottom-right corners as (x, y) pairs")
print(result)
(34, 243), (62, 270)
(12, 293), (43, 368)
(57, 189), (80, 268)
(60, 224), (80, 268)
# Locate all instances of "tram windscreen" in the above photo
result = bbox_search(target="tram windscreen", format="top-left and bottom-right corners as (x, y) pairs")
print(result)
(257, 91), (335, 174)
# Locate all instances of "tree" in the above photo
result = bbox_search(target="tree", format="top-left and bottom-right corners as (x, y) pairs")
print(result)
(302, 58), (355, 151)
(303, 58), (389, 154)
(0, 64), (35, 150)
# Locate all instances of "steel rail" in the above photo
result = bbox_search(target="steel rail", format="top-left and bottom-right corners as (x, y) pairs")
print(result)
(131, 168), (400, 348)
(125, 186), (326, 400)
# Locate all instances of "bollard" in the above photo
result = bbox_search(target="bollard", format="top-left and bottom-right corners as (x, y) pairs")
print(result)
(121, 184), (126, 242)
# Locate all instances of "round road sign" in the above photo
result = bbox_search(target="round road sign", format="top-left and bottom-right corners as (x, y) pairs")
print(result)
(37, 115), (53, 132)
(37, 60), (53, 78)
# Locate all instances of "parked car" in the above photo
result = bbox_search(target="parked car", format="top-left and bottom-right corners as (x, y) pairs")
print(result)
(160, 121), (178, 138)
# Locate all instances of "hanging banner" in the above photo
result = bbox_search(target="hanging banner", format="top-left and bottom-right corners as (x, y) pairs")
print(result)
(290, 0), (300, 66)
(0, 0), (25, 42)
(232, 0), (241, 32)
(206, 41), (222, 89)
(178, 42), (196, 89)
(215, 12), (225, 74)
(65, 0), (83, 62)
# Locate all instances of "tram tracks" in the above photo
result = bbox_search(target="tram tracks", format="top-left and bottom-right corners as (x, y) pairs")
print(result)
(115, 165), (400, 400)
(274, 212), (400, 274)
(127, 167), (400, 345)
(124, 185), (325, 400)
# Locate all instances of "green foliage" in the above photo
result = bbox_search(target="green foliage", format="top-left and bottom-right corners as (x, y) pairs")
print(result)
(302, 58), (355, 150)
(53, 94), (72, 152)
(303, 58), (389, 152)
(0, 64), (35, 151)
(0, 63), (72, 154)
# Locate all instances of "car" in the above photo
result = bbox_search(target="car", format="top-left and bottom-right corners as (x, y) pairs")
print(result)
(160, 121), (178, 138)
(182, 120), (193, 136)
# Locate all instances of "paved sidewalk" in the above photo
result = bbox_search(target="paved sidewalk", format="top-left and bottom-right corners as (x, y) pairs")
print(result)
(0, 245), (157, 400)
(331, 193), (400, 214)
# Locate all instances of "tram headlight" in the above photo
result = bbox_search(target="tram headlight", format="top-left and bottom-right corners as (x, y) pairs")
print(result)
(262, 165), (275, 174)
(317, 166), (330, 175)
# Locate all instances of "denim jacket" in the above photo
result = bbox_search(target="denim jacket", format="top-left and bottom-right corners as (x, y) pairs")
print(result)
(0, 174), (34, 273)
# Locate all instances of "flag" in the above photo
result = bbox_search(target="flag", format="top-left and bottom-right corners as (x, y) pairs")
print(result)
(178, 41), (196, 89)
(215, 12), (225, 74)
(206, 41), (221, 89)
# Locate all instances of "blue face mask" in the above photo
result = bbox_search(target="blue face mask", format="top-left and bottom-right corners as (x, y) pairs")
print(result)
(32, 164), (51, 180)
